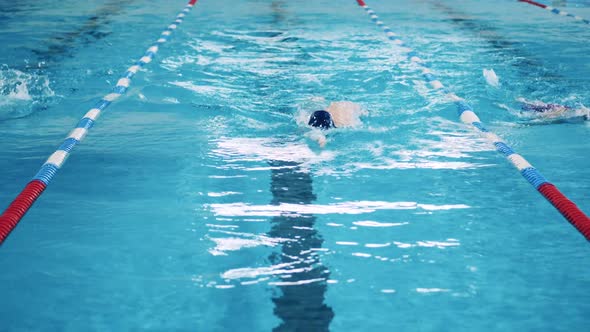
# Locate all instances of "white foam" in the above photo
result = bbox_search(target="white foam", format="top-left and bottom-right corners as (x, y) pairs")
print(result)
(483, 68), (500, 87)
(0, 66), (55, 119)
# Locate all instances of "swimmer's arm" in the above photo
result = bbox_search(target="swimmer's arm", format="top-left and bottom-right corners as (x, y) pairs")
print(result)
(307, 130), (327, 148)
(317, 134), (326, 148)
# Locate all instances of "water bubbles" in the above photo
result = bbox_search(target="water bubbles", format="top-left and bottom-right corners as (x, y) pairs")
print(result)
(0, 65), (55, 120)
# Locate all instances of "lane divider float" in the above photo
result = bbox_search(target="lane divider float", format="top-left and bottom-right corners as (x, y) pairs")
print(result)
(518, 0), (590, 24)
(354, 0), (590, 241)
(0, 0), (200, 245)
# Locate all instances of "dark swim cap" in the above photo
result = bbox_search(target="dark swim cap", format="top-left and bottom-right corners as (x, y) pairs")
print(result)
(308, 110), (335, 129)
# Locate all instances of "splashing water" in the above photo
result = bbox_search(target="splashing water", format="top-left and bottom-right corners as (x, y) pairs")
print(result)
(0, 65), (55, 120)
(482, 68), (500, 88)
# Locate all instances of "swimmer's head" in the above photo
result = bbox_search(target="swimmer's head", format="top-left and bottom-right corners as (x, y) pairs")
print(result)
(308, 110), (335, 130)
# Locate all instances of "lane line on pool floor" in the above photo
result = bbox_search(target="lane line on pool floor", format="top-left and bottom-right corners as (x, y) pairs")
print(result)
(0, 0), (200, 245)
(518, 0), (590, 25)
(354, 0), (590, 241)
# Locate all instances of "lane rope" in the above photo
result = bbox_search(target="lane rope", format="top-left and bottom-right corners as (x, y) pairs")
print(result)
(0, 0), (199, 245)
(518, 0), (590, 24)
(354, 0), (590, 241)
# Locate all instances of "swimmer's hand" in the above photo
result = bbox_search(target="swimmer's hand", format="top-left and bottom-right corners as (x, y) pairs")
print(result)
(483, 68), (500, 87)
(317, 135), (327, 148)
(307, 130), (327, 148)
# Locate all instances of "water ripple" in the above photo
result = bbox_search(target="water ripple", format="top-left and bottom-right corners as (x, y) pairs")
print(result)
(208, 201), (470, 217)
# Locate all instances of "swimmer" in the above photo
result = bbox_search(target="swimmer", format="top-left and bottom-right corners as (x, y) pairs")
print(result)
(307, 101), (366, 147)
(481, 70), (589, 124)
(521, 100), (571, 115)
(518, 98), (589, 124)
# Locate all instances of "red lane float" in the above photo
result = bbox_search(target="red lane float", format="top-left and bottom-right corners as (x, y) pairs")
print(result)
(0, 181), (47, 243)
(519, 0), (547, 9)
(538, 184), (590, 240)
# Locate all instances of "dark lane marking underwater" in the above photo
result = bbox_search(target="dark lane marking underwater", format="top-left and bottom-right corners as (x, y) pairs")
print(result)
(225, 2), (333, 329)
(0, 0), (137, 121)
(268, 161), (334, 332)
(265, 6), (332, 329)
(1, 0), (134, 72)
(0, 1), (34, 27)
(30, 0), (136, 64)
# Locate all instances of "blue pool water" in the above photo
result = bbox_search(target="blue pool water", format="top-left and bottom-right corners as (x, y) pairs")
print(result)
(1, 0), (589, 330)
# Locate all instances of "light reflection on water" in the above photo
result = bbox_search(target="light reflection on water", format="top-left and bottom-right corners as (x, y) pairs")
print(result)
(208, 201), (469, 217)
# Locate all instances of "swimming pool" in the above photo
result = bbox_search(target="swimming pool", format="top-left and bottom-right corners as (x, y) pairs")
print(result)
(1, 0), (589, 330)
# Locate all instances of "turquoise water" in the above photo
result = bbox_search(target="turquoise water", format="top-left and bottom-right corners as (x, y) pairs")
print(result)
(1, 0), (589, 330)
